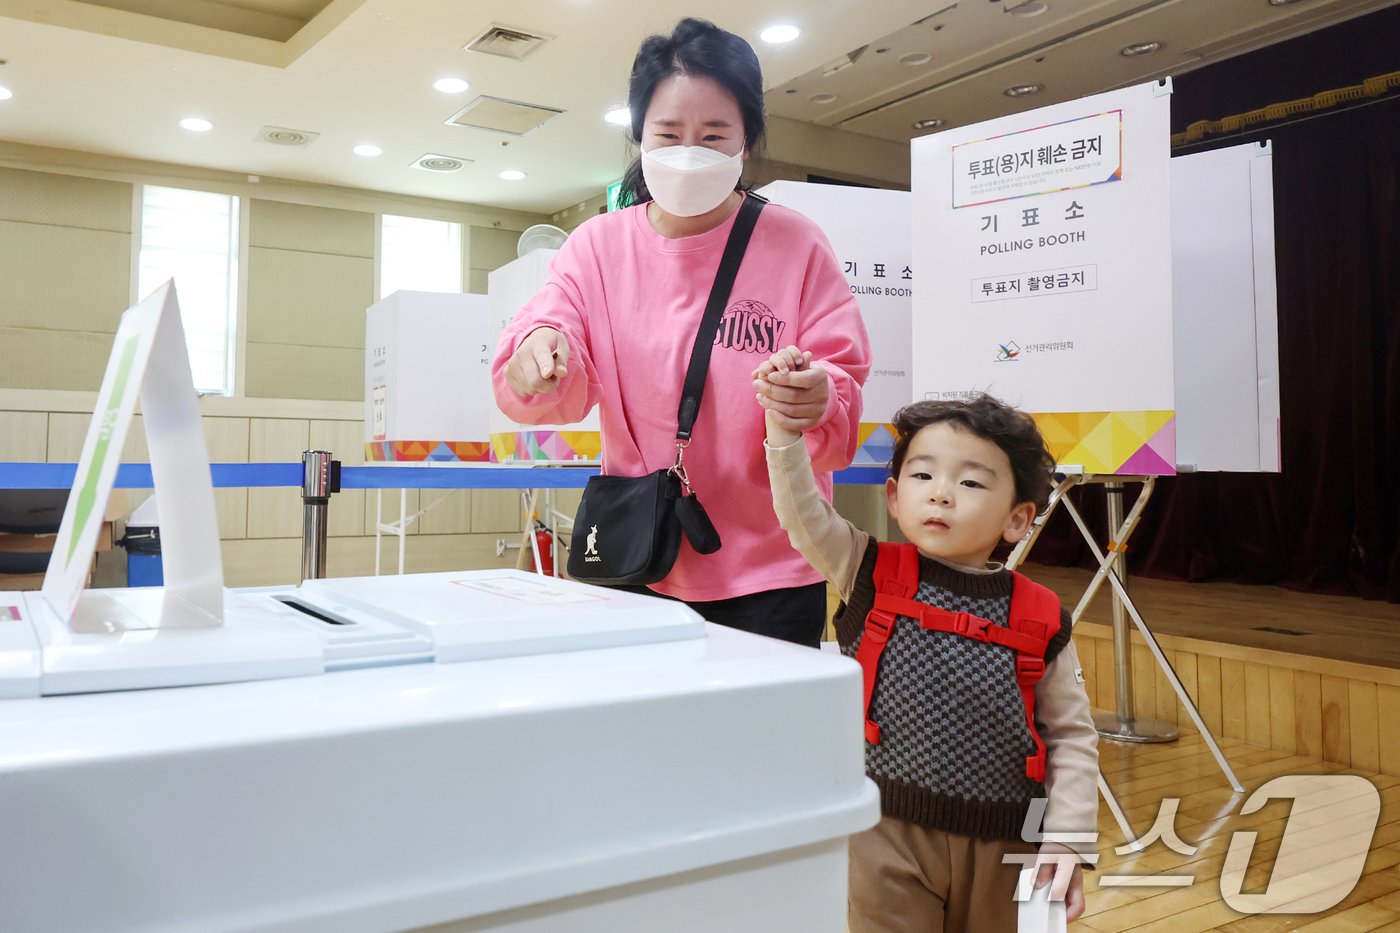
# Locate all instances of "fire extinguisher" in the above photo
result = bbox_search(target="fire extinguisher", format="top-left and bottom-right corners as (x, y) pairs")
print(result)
(532, 522), (555, 576)
(515, 517), (555, 575)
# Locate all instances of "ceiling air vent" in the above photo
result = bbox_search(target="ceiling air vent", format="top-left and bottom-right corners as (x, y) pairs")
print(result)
(255, 125), (320, 146)
(446, 95), (563, 136)
(411, 154), (471, 173)
(463, 24), (551, 61)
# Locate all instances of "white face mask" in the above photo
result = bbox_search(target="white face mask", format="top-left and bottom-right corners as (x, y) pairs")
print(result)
(641, 144), (744, 217)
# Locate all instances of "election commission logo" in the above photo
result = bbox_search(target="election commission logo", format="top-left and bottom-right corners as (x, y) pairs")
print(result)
(714, 300), (787, 355)
(996, 341), (1021, 362)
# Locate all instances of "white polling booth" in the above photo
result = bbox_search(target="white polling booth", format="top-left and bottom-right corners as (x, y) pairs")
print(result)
(487, 247), (602, 462)
(361, 289), (498, 575)
(1169, 141), (1281, 472)
(756, 181), (911, 464)
(0, 283), (879, 932)
(910, 79), (1281, 476)
(760, 137), (1280, 473)
(912, 79), (1180, 476)
(907, 81), (1280, 800)
(362, 251), (608, 466)
(364, 290), (494, 463)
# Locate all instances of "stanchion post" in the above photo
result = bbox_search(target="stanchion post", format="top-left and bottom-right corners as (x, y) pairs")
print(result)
(301, 450), (340, 581)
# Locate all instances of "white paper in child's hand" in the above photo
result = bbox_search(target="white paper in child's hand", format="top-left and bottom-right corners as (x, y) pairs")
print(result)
(1017, 867), (1068, 933)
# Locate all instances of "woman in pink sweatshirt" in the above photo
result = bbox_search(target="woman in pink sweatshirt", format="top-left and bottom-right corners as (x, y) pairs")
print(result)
(492, 18), (871, 646)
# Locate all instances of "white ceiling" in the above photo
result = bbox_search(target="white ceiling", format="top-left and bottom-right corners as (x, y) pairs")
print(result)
(0, 0), (1394, 215)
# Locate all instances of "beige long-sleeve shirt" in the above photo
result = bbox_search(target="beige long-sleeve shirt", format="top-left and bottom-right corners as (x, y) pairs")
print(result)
(766, 435), (1100, 848)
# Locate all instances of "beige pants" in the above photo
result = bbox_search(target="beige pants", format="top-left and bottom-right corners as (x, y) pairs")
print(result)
(848, 816), (1037, 933)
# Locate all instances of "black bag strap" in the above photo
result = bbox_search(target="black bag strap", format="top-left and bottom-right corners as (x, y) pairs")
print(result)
(675, 193), (766, 441)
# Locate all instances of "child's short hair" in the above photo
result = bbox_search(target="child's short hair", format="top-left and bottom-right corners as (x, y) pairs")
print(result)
(889, 394), (1055, 512)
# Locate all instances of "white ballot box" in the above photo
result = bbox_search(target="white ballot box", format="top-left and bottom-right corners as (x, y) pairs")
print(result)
(0, 571), (878, 932)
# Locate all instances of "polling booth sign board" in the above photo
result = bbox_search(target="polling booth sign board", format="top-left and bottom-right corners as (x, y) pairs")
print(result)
(911, 79), (1177, 475)
(43, 281), (224, 627)
(757, 182), (912, 466)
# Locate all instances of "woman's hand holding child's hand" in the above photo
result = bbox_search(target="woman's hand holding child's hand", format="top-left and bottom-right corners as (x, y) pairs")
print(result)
(753, 345), (827, 441)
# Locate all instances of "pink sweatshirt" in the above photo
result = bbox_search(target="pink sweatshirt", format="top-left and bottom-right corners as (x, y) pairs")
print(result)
(492, 195), (871, 602)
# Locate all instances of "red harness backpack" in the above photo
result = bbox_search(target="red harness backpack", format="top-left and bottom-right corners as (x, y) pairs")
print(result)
(854, 542), (1061, 782)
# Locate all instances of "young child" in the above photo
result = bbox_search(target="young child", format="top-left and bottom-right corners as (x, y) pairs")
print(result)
(755, 347), (1099, 932)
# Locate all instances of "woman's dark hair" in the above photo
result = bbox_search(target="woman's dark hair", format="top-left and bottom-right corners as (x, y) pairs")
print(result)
(618, 18), (766, 207)
(888, 394), (1056, 513)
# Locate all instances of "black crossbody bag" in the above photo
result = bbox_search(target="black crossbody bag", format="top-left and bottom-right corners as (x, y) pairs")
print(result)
(567, 194), (766, 586)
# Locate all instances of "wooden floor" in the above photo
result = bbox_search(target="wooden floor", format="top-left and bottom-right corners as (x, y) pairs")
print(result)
(1031, 560), (1400, 927)
(1025, 563), (1400, 672)
(1022, 564), (1400, 781)
(1083, 730), (1400, 931)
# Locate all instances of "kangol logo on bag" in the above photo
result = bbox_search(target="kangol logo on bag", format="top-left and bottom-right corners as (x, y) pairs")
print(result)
(584, 525), (602, 563)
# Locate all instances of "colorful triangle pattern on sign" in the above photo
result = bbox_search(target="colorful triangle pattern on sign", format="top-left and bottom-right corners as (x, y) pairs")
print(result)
(488, 433), (516, 463)
(1030, 410), (1176, 475)
(488, 430), (603, 463)
(1118, 420), (1176, 475)
(364, 440), (493, 463)
(559, 431), (603, 460)
(852, 422), (896, 466)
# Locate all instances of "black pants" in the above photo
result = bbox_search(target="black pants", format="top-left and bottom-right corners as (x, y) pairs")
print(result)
(614, 581), (827, 648)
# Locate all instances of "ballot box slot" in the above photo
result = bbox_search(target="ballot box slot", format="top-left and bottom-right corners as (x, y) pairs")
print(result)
(274, 596), (356, 628)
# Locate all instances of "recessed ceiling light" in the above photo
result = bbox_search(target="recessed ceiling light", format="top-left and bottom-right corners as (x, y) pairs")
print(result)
(1004, 84), (1043, 97)
(913, 118), (944, 130)
(604, 106), (630, 126)
(180, 117), (213, 132)
(434, 77), (470, 94)
(1121, 41), (1163, 57)
(353, 144), (383, 157)
(898, 52), (932, 66)
(0, 86), (11, 101)
(499, 169), (526, 181)
(809, 93), (838, 105)
(760, 24), (801, 45)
